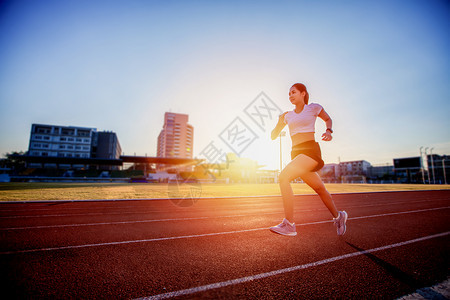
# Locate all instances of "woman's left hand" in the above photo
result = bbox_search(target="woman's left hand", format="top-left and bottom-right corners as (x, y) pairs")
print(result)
(321, 131), (332, 141)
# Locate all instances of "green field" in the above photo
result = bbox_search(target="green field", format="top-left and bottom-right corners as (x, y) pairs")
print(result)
(0, 182), (449, 202)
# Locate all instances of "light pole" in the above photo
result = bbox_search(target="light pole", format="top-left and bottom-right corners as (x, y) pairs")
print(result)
(420, 146), (425, 184)
(424, 147), (430, 184)
(430, 148), (436, 184)
(442, 158), (447, 185)
(279, 131), (286, 172)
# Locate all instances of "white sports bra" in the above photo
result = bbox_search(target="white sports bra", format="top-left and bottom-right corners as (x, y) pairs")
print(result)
(283, 103), (323, 136)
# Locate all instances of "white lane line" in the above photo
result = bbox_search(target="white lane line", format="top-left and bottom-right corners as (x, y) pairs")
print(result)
(136, 231), (450, 300)
(0, 206), (448, 255)
(0, 198), (444, 219)
(2, 195), (442, 213)
(1, 191), (448, 214)
(2, 204), (449, 231)
(1, 216), (212, 230)
(0, 211), (158, 219)
(0, 205), (158, 213)
(350, 208), (450, 221)
(0, 227), (265, 255)
(0, 202), (284, 217)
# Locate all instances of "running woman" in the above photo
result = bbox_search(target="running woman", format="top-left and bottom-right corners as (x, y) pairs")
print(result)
(270, 83), (347, 236)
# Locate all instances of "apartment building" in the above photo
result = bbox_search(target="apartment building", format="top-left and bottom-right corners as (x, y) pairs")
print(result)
(28, 124), (95, 158)
(338, 160), (371, 177)
(28, 124), (122, 169)
(157, 112), (193, 159)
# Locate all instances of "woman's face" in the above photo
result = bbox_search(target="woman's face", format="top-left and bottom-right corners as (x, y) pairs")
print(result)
(289, 86), (305, 106)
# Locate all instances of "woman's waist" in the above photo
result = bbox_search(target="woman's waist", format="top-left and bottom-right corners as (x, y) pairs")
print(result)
(291, 132), (315, 146)
(291, 140), (319, 150)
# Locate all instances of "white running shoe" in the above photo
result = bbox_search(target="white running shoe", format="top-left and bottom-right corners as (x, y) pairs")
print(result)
(333, 211), (348, 236)
(270, 218), (297, 236)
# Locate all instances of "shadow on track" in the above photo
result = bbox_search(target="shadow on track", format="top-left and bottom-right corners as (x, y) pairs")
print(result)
(345, 242), (449, 298)
(344, 241), (440, 294)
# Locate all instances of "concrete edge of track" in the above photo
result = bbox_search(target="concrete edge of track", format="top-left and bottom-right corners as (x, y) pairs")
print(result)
(396, 277), (450, 300)
(0, 189), (449, 204)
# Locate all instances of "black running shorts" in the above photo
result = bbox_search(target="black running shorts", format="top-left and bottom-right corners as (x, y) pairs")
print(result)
(290, 140), (324, 172)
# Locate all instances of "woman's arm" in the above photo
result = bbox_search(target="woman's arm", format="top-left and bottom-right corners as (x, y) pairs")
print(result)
(318, 109), (333, 141)
(271, 112), (287, 140)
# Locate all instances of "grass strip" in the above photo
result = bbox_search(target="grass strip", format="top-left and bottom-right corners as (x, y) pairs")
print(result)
(0, 183), (449, 202)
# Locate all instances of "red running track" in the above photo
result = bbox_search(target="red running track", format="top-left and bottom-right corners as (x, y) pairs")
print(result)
(0, 190), (449, 299)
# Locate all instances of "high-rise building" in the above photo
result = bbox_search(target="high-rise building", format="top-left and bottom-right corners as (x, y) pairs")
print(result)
(157, 112), (193, 159)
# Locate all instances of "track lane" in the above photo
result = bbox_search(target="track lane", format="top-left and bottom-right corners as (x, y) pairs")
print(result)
(0, 190), (449, 299)
(1, 190), (448, 215)
(0, 203), (448, 254)
(0, 191), (448, 230)
(2, 213), (448, 299)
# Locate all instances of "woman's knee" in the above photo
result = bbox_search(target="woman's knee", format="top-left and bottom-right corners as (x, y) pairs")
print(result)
(279, 171), (291, 184)
(280, 169), (305, 184)
(279, 169), (299, 184)
(311, 184), (328, 195)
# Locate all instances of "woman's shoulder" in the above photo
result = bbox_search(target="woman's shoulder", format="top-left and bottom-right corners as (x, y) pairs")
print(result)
(307, 102), (323, 112)
(307, 102), (323, 108)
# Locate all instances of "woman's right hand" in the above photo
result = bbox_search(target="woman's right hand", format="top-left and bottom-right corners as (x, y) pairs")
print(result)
(271, 112), (287, 140)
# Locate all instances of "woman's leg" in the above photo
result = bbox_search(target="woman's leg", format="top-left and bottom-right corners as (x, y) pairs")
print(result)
(278, 154), (319, 223)
(300, 171), (339, 218)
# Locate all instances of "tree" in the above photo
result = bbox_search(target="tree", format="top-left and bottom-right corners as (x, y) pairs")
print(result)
(2, 151), (27, 175)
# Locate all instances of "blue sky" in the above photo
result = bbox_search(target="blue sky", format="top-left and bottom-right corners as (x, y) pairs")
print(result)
(0, 0), (449, 170)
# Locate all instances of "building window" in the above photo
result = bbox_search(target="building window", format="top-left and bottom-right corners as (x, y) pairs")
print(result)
(37, 128), (50, 134)
(78, 131), (90, 137)
(62, 129), (75, 135)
